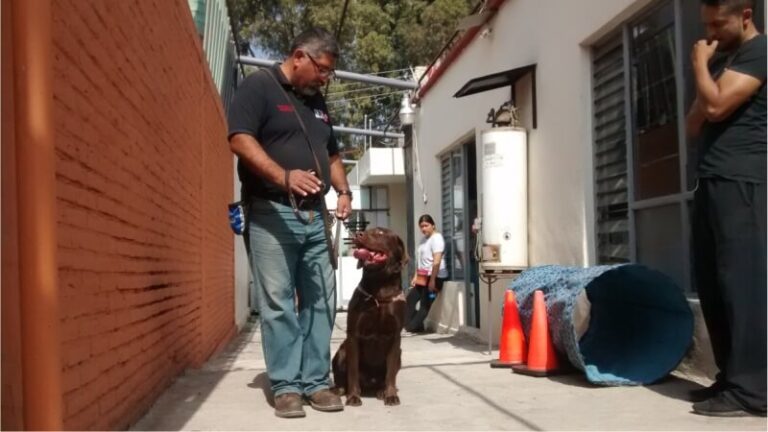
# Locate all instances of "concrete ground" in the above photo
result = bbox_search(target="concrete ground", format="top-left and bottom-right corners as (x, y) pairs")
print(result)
(132, 313), (766, 431)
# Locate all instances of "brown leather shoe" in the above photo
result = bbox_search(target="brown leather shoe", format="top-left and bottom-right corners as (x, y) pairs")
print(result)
(274, 392), (305, 418)
(306, 388), (344, 412)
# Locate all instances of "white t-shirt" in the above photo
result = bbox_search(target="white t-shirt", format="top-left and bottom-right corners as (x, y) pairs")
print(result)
(417, 232), (449, 278)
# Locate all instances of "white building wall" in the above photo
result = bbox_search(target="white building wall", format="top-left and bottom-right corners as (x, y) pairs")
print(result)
(233, 159), (251, 329)
(414, 0), (655, 269)
(388, 183), (408, 249)
(413, 0), (656, 343)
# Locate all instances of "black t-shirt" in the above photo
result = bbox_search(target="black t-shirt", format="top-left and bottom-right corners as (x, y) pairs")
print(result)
(698, 34), (767, 183)
(227, 64), (339, 198)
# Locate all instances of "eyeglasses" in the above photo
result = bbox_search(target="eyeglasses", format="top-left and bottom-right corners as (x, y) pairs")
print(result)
(305, 51), (336, 79)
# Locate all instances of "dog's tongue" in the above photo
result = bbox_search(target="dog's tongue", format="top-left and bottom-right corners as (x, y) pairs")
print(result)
(353, 248), (372, 261)
(353, 248), (388, 264)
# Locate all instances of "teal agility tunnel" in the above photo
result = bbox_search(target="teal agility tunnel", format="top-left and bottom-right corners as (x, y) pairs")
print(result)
(510, 264), (694, 386)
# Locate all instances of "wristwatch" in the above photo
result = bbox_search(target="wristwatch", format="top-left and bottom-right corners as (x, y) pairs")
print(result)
(337, 190), (353, 199)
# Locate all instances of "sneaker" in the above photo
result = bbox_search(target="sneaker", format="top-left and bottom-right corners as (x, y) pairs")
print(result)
(306, 389), (344, 412)
(274, 393), (305, 418)
(692, 394), (755, 417)
(688, 381), (725, 402)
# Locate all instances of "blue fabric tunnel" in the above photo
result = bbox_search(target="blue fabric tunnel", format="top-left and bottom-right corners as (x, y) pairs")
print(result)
(509, 264), (694, 386)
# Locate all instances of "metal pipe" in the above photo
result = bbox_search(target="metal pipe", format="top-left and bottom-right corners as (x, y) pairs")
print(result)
(368, 118), (373, 147)
(333, 125), (403, 139)
(238, 56), (418, 90)
(11, 0), (63, 429)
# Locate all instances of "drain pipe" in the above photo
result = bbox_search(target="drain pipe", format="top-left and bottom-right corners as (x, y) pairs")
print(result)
(12, 0), (63, 429)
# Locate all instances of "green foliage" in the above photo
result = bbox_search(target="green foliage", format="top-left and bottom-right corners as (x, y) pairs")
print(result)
(230, 0), (474, 152)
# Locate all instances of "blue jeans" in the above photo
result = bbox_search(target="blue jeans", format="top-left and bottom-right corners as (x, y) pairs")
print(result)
(247, 197), (336, 397)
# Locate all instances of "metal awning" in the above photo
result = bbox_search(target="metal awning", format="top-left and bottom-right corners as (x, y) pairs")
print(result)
(453, 64), (537, 128)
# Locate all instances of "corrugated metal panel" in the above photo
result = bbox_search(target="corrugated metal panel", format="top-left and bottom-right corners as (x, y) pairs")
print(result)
(190, 0), (238, 110)
(592, 36), (630, 264)
(188, 0), (206, 38)
(440, 155), (454, 278)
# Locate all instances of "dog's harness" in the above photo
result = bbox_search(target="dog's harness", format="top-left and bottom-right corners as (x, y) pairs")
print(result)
(355, 286), (405, 308)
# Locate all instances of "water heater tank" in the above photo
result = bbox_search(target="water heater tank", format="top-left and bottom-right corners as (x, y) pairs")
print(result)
(481, 127), (528, 268)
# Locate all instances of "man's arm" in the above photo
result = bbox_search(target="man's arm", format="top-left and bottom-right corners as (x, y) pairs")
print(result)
(692, 40), (763, 123)
(229, 133), (322, 196)
(685, 97), (707, 138)
(328, 154), (351, 220)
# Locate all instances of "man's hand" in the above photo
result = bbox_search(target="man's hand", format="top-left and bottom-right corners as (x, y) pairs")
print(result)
(285, 169), (323, 197)
(336, 193), (351, 220)
(692, 39), (718, 69)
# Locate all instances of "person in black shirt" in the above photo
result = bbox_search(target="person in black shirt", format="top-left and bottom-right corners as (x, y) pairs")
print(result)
(685, 0), (766, 417)
(228, 28), (351, 418)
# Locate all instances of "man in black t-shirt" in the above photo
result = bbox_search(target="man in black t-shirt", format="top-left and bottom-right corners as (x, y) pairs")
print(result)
(685, 0), (766, 418)
(227, 28), (351, 418)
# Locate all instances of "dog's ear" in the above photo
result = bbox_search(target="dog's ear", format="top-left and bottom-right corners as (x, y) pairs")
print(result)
(384, 234), (408, 275)
(398, 236), (409, 268)
(394, 235), (408, 272)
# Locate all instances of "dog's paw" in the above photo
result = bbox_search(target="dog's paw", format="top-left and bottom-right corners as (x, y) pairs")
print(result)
(346, 395), (362, 406)
(376, 390), (385, 400)
(384, 395), (400, 406)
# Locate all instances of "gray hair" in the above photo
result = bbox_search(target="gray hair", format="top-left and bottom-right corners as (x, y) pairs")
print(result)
(289, 27), (339, 59)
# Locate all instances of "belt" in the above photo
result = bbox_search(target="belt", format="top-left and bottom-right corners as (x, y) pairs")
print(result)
(257, 194), (322, 211)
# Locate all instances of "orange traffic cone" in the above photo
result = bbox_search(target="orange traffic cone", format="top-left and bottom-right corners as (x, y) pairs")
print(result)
(512, 290), (560, 376)
(490, 290), (526, 368)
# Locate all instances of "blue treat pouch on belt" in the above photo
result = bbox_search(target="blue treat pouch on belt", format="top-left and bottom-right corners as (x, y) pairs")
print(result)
(228, 201), (246, 235)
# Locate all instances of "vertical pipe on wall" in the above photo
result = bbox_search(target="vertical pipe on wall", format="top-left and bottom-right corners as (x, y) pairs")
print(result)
(673, 0), (692, 292)
(11, 0), (64, 429)
(622, 25), (638, 263)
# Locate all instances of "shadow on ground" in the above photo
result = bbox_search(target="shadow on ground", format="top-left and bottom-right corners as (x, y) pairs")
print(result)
(545, 365), (706, 403)
(424, 333), (489, 353)
(645, 374), (706, 402)
(247, 372), (274, 406)
(426, 364), (545, 430)
(130, 319), (260, 431)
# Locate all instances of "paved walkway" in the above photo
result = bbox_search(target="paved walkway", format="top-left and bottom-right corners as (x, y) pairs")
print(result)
(133, 313), (766, 431)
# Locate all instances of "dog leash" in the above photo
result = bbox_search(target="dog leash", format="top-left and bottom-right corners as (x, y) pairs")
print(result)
(356, 286), (380, 308)
(355, 286), (406, 307)
(263, 68), (338, 270)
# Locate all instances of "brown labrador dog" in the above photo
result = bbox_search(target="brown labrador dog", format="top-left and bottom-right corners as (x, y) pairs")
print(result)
(332, 227), (408, 406)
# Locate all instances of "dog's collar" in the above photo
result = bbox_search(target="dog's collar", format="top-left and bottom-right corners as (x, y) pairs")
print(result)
(356, 286), (405, 307)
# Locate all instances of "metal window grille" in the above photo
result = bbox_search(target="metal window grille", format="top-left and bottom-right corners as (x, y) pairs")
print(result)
(592, 35), (630, 264)
(440, 154), (455, 279)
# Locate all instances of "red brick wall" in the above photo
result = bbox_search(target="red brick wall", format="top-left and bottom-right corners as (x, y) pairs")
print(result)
(51, 0), (234, 429)
(1, 0), (25, 429)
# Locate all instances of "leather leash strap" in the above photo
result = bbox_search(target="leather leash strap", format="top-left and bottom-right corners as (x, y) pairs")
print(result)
(263, 69), (339, 270)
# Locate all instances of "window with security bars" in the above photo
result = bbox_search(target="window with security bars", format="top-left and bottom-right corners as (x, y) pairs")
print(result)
(630, 2), (680, 200)
(359, 186), (389, 229)
(440, 151), (465, 280)
(592, 35), (630, 264)
(591, 0), (765, 290)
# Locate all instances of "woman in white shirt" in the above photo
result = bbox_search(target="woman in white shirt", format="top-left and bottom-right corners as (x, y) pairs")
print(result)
(404, 214), (449, 333)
